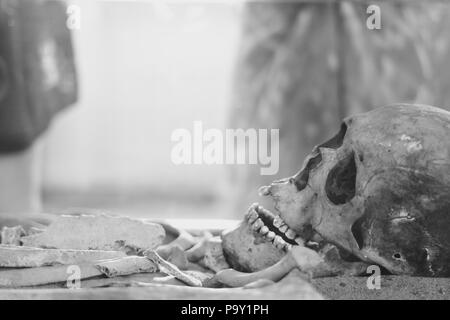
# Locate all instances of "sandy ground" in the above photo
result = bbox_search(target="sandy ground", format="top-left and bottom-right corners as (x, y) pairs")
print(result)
(313, 275), (450, 300)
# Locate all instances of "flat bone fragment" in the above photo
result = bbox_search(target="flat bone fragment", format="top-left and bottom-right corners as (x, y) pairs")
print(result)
(95, 256), (157, 277)
(0, 263), (103, 288)
(143, 249), (202, 287)
(0, 245), (126, 268)
(1, 226), (26, 245)
(21, 214), (165, 251)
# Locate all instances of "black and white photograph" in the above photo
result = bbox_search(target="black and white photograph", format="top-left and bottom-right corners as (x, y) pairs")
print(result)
(0, 0), (449, 303)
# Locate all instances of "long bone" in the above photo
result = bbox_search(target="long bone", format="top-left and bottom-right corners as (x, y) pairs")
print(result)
(213, 246), (322, 287)
(143, 249), (203, 287)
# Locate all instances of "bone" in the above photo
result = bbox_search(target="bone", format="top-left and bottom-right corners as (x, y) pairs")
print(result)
(250, 218), (264, 231)
(21, 214), (165, 252)
(0, 245), (126, 268)
(95, 256), (158, 277)
(266, 231), (275, 241)
(0, 264), (103, 288)
(150, 275), (187, 286)
(1, 226), (26, 245)
(295, 236), (305, 246)
(143, 249), (202, 287)
(76, 272), (177, 288)
(0, 269), (324, 299)
(213, 246), (323, 288)
(273, 216), (283, 228)
(273, 236), (284, 249)
(156, 229), (197, 260)
(259, 225), (269, 235)
(186, 236), (230, 273)
(139, 269), (214, 287)
(166, 246), (189, 270)
(258, 185), (271, 196)
(247, 210), (258, 224)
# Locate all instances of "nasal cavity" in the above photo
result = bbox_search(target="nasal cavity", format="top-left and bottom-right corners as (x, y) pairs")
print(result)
(325, 152), (357, 204)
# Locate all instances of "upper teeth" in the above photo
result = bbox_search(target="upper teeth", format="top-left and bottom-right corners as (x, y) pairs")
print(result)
(252, 218), (264, 231)
(273, 217), (283, 228)
(246, 208), (259, 224)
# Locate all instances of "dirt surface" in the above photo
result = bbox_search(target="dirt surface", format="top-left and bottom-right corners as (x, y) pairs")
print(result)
(313, 275), (450, 300)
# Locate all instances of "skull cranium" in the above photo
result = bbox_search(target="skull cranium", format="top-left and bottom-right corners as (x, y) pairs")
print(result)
(222, 104), (450, 277)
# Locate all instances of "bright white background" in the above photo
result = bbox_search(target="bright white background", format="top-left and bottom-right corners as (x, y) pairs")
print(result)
(43, 1), (242, 208)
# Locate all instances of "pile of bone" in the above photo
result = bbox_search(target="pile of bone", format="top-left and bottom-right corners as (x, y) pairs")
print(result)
(0, 214), (226, 288)
(0, 213), (324, 290)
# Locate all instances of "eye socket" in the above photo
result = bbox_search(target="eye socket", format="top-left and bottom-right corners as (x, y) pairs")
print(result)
(325, 152), (357, 205)
(293, 122), (349, 192)
(319, 122), (348, 149)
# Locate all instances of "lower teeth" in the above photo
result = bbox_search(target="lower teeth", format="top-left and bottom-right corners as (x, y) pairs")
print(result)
(260, 226), (269, 235)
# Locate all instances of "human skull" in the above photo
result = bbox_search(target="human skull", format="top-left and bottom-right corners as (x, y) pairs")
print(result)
(222, 104), (450, 276)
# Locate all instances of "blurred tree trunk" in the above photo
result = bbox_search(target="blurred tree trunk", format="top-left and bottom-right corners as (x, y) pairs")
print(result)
(229, 0), (450, 216)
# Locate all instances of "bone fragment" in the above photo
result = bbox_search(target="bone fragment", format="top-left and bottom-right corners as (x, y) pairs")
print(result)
(1, 226), (26, 245)
(0, 245), (126, 268)
(166, 246), (189, 270)
(21, 214), (165, 252)
(73, 272), (171, 288)
(157, 229), (197, 260)
(0, 264), (103, 288)
(95, 256), (157, 277)
(258, 185), (271, 196)
(150, 275), (187, 286)
(214, 246), (322, 288)
(143, 249), (202, 287)
(186, 236), (229, 272)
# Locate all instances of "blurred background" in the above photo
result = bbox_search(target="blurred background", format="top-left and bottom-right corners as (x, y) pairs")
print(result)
(43, 0), (241, 220)
(1, 0), (450, 223)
